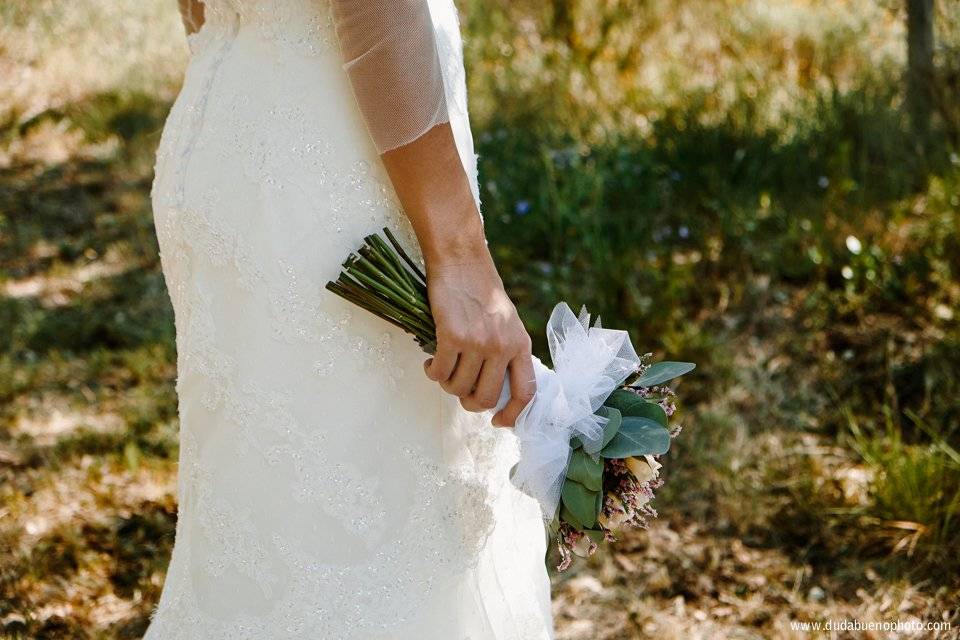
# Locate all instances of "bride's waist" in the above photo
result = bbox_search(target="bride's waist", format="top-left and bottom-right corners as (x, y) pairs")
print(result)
(158, 8), (377, 193)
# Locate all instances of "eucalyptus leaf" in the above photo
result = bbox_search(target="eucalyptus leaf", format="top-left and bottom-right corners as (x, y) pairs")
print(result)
(548, 516), (562, 537)
(631, 400), (668, 427)
(605, 389), (653, 419)
(561, 479), (600, 529)
(636, 361), (696, 387)
(600, 416), (671, 458)
(560, 503), (584, 531)
(583, 529), (605, 544)
(596, 406), (623, 447)
(566, 448), (603, 492)
(605, 389), (668, 426)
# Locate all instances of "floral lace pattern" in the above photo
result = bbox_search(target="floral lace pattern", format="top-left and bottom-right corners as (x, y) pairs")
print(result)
(147, 1), (554, 638)
(150, 218), (501, 635)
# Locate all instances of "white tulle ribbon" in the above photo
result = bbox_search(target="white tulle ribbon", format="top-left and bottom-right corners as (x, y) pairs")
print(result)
(495, 303), (642, 522)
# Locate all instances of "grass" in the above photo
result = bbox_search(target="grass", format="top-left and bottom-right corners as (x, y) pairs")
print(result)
(1, 0), (959, 638)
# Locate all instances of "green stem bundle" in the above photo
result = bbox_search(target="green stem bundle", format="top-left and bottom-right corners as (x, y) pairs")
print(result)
(325, 228), (438, 353)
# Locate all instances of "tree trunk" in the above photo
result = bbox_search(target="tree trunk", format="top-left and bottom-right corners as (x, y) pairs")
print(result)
(906, 0), (935, 143)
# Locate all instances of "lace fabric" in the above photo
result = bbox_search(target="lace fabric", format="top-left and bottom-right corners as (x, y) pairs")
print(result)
(146, 1), (553, 638)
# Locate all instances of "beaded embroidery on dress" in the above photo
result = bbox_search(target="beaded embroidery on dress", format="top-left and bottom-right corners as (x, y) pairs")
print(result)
(145, 0), (554, 638)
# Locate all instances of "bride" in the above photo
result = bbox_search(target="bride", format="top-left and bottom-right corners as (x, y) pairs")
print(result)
(145, 0), (554, 637)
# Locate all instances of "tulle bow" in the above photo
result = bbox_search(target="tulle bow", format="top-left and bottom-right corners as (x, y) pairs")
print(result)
(498, 303), (641, 522)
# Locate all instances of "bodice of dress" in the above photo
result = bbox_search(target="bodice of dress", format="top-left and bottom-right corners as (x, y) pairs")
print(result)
(188, 0), (337, 56)
(185, 0), (478, 206)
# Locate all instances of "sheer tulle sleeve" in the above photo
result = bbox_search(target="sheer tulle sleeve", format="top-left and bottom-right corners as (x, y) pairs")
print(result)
(331, 0), (450, 154)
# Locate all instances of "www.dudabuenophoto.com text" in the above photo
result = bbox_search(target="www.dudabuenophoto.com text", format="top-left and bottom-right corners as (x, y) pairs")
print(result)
(789, 618), (952, 635)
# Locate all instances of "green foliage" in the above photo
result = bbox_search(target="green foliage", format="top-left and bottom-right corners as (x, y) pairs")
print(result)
(597, 405), (622, 447)
(848, 413), (960, 562)
(600, 417), (672, 458)
(635, 362), (696, 388)
(561, 478), (601, 529)
(566, 448), (604, 492)
(604, 389), (663, 422)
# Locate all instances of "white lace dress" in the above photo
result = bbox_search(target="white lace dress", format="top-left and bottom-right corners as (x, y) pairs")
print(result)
(145, 0), (554, 638)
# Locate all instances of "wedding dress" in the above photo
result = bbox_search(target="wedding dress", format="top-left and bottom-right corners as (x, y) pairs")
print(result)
(145, 0), (554, 638)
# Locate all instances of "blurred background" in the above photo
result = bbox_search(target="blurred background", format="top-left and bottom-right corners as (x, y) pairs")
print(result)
(1, 0), (958, 638)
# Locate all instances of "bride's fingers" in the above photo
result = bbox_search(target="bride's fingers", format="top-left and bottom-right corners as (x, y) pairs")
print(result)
(443, 351), (483, 399)
(462, 358), (508, 412)
(425, 343), (458, 382)
(492, 353), (536, 428)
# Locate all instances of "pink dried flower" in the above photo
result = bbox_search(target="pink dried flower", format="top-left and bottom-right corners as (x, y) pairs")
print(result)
(605, 458), (630, 476)
(555, 522), (599, 570)
(599, 493), (630, 529)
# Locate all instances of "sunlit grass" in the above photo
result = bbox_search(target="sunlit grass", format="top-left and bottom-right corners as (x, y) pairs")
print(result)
(848, 412), (960, 562)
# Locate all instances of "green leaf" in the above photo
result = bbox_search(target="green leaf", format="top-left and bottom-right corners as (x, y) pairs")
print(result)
(600, 417), (671, 458)
(604, 390), (667, 426)
(583, 529), (606, 544)
(605, 389), (650, 416)
(561, 479), (600, 529)
(560, 504), (584, 530)
(636, 361), (696, 387)
(566, 448), (604, 492)
(630, 400), (668, 427)
(596, 406), (623, 447)
(548, 516), (562, 537)
(572, 406), (622, 452)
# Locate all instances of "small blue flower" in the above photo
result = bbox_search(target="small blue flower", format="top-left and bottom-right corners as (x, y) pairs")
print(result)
(678, 225), (690, 239)
(515, 200), (531, 215)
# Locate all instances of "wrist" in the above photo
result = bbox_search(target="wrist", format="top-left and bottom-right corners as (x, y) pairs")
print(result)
(417, 210), (491, 270)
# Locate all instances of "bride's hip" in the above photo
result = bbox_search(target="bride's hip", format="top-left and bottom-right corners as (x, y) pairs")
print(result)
(152, 51), (416, 273)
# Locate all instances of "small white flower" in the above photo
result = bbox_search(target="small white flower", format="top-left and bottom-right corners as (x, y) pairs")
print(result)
(845, 235), (862, 255)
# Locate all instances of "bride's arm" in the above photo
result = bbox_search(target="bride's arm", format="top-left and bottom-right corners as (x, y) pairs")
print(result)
(331, 1), (535, 427)
(177, 0), (205, 35)
(382, 125), (535, 428)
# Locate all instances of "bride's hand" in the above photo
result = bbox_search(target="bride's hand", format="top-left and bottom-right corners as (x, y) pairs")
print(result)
(423, 252), (535, 427)
(378, 124), (533, 426)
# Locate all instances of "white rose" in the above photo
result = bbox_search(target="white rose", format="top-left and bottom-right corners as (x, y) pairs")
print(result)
(625, 455), (660, 483)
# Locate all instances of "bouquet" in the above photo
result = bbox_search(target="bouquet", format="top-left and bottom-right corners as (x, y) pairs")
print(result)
(326, 229), (694, 570)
